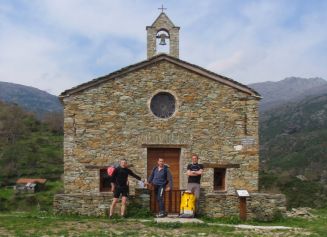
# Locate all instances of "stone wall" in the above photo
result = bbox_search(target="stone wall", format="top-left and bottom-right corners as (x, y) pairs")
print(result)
(201, 192), (287, 221)
(61, 60), (259, 195)
(54, 190), (286, 221)
(53, 190), (150, 217)
(53, 193), (112, 216)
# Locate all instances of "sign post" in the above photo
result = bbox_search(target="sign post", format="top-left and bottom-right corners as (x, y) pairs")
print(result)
(236, 190), (250, 221)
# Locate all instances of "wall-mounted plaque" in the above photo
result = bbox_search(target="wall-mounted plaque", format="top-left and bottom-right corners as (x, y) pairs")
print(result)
(241, 137), (256, 146)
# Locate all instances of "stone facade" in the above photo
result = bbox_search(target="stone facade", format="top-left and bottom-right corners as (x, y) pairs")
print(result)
(147, 13), (180, 58)
(60, 59), (259, 195)
(54, 12), (286, 220)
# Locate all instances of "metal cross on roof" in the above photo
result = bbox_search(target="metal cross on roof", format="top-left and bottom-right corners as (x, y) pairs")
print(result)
(158, 4), (167, 13)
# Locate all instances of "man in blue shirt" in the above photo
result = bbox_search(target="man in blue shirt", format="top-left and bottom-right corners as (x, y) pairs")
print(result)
(147, 157), (173, 217)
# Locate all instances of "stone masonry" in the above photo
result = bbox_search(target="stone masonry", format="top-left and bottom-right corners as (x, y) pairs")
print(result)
(54, 12), (286, 220)
(147, 13), (180, 58)
(54, 189), (286, 221)
(60, 59), (259, 195)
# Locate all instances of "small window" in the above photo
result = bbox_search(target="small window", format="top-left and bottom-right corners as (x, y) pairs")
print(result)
(214, 168), (226, 191)
(100, 169), (112, 192)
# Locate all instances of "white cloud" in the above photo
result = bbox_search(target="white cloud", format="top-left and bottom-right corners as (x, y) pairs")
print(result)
(0, 16), (89, 95)
(207, 51), (244, 72)
(0, 0), (326, 96)
(36, 0), (153, 41)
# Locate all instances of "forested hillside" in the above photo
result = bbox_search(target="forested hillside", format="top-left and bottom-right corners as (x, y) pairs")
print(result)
(0, 101), (63, 185)
(258, 89), (327, 208)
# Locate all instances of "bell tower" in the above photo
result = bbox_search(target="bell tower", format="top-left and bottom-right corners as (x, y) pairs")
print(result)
(146, 8), (180, 59)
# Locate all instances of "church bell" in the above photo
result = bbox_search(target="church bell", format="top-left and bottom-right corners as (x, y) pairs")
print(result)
(159, 34), (167, 45)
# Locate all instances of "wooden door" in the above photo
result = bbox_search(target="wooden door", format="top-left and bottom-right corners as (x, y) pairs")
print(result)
(147, 148), (180, 189)
(147, 148), (181, 213)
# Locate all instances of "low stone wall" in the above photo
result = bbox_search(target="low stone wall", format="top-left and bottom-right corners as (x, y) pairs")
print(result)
(53, 190), (150, 217)
(54, 191), (286, 220)
(201, 192), (286, 221)
(53, 193), (113, 216)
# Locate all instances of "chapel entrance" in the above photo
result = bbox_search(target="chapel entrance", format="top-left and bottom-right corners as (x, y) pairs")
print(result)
(147, 148), (182, 213)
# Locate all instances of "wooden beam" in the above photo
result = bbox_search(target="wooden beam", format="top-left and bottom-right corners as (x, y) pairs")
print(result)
(203, 163), (240, 168)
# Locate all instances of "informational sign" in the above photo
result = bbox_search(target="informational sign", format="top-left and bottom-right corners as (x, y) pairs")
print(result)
(236, 189), (250, 197)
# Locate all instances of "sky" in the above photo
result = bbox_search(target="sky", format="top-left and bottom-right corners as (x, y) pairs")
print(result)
(0, 0), (327, 95)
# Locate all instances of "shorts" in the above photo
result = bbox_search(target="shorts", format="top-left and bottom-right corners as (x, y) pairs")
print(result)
(114, 186), (129, 198)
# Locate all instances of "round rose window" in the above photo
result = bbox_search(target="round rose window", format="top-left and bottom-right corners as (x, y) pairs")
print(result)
(150, 92), (176, 118)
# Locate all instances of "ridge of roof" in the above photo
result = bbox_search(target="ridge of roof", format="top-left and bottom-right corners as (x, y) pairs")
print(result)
(60, 54), (261, 98)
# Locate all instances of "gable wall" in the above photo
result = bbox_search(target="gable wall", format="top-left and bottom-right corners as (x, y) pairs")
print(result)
(62, 60), (259, 194)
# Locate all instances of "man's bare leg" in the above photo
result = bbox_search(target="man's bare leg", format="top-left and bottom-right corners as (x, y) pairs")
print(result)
(121, 196), (127, 216)
(110, 198), (118, 217)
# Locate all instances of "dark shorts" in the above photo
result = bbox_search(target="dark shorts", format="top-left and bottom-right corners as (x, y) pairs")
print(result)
(114, 186), (129, 198)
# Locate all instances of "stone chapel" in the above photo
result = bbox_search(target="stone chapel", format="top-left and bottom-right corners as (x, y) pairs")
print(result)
(54, 12), (286, 220)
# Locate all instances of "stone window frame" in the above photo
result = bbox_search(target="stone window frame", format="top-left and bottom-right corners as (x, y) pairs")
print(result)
(99, 168), (112, 192)
(213, 168), (227, 192)
(147, 89), (179, 120)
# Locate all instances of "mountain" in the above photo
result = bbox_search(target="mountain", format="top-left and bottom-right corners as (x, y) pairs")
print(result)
(255, 78), (327, 208)
(0, 81), (63, 118)
(249, 77), (327, 112)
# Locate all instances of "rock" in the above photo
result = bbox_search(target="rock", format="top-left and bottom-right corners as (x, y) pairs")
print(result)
(296, 175), (308, 181)
(286, 207), (317, 219)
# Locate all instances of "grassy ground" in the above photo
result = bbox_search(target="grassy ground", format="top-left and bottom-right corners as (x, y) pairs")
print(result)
(0, 181), (63, 212)
(1, 182), (327, 236)
(0, 208), (326, 237)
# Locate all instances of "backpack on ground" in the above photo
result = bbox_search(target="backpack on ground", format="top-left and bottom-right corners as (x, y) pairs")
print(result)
(179, 190), (196, 218)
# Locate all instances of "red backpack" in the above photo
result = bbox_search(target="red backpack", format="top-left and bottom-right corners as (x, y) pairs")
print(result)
(107, 166), (116, 177)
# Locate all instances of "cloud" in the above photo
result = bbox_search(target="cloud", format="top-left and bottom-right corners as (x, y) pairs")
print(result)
(0, 12), (89, 95)
(0, 0), (326, 95)
(207, 51), (244, 72)
(180, 0), (327, 84)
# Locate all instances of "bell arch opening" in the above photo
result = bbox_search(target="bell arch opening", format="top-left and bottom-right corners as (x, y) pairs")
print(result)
(156, 29), (170, 54)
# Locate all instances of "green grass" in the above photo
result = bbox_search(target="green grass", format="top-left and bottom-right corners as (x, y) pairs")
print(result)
(1, 210), (327, 236)
(1, 182), (326, 236)
(0, 180), (63, 212)
(0, 187), (14, 199)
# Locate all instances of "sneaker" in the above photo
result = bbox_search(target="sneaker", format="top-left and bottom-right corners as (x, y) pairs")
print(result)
(157, 212), (166, 218)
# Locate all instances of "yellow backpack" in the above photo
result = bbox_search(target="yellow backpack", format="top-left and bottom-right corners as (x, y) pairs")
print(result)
(179, 191), (196, 218)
